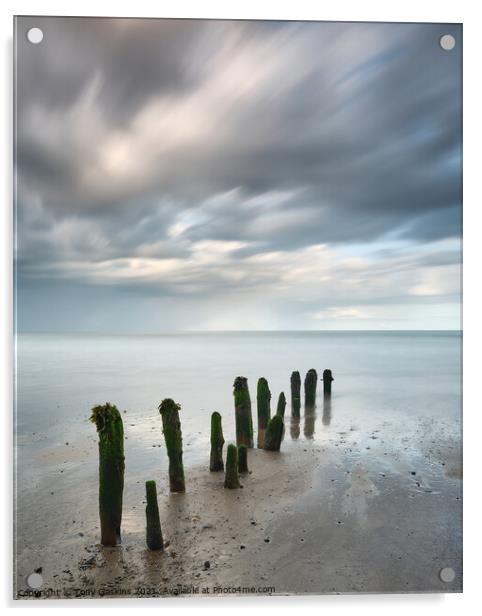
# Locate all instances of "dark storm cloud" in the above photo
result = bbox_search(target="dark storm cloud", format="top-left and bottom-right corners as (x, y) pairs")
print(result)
(16, 17), (207, 118)
(14, 17), (462, 330)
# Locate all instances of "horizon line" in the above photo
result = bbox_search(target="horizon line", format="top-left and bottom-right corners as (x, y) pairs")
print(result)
(16, 329), (462, 336)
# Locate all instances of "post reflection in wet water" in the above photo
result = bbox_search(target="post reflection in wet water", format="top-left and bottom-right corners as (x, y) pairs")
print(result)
(288, 396), (333, 440)
(290, 417), (300, 440)
(303, 405), (316, 439)
(322, 396), (332, 426)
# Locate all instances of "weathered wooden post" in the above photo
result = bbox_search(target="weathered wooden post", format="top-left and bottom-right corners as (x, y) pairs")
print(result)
(264, 415), (284, 451)
(145, 480), (163, 551)
(323, 369), (334, 397)
(238, 444), (249, 473)
(304, 368), (318, 407)
(291, 371), (301, 418)
(276, 392), (286, 418)
(224, 444), (240, 488)
(210, 411), (225, 471)
(233, 376), (254, 448)
(256, 377), (271, 448)
(90, 403), (125, 546)
(158, 398), (185, 492)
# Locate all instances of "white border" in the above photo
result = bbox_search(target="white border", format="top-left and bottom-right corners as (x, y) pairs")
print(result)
(2, 1), (480, 614)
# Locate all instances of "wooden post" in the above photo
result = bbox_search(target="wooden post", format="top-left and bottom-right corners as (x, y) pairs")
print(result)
(210, 412), (225, 471)
(256, 377), (271, 448)
(90, 403), (125, 546)
(145, 480), (163, 550)
(276, 392), (286, 418)
(224, 444), (240, 488)
(323, 369), (334, 397)
(158, 399), (185, 492)
(290, 371), (301, 418)
(233, 377), (254, 448)
(238, 444), (249, 474)
(264, 415), (284, 452)
(304, 369), (318, 407)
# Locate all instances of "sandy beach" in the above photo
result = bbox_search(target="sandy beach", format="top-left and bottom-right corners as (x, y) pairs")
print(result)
(15, 394), (462, 598)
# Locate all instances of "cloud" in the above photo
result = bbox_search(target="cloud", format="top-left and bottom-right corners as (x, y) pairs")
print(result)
(14, 17), (462, 331)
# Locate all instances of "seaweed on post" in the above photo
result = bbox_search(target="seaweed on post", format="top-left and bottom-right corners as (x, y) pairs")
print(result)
(276, 392), (286, 418)
(304, 369), (318, 407)
(264, 415), (284, 452)
(224, 443), (241, 488)
(233, 377), (254, 448)
(323, 369), (334, 397)
(238, 443), (249, 474)
(145, 480), (164, 550)
(158, 398), (185, 492)
(256, 377), (271, 448)
(291, 371), (301, 418)
(90, 403), (125, 547)
(210, 411), (225, 472)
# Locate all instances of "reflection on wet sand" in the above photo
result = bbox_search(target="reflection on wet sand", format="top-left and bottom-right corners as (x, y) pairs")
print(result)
(290, 417), (300, 440)
(303, 405), (316, 439)
(322, 397), (332, 426)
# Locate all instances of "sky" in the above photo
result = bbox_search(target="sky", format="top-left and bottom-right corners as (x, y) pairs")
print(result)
(15, 17), (462, 332)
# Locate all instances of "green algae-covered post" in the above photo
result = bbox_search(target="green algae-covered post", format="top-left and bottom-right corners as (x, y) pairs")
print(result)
(238, 443), (249, 474)
(233, 376), (254, 448)
(290, 371), (301, 418)
(224, 443), (240, 488)
(323, 369), (334, 397)
(304, 369), (318, 407)
(145, 480), (163, 551)
(158, 398), (185, 493)
(210, 411), (225, 472)
(256, 377), (271, 448)
(276, 392), (286, 419)
(90, 403), (125, 547)
(264, 415), (284, 452)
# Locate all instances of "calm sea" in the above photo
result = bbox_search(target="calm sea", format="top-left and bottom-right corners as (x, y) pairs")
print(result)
(15, 331), (461, 465)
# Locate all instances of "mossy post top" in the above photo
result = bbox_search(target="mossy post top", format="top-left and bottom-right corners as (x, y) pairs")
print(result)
(211, 411), (224, 442)
(90, 402), (123, 434)
(257, 377), (271, 397)
(158, 398), (181, 416)
(233, 376), (249, 392)
(145, 479), (157, 498)
(276, 392), (286, 416)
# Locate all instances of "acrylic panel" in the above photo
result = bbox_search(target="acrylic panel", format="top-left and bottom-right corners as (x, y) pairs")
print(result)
(13, 16), (462, 599)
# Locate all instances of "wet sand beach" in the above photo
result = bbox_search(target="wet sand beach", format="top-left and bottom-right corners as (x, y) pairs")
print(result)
(14, 332), (462, 598)
(15, 398), (461, 597)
